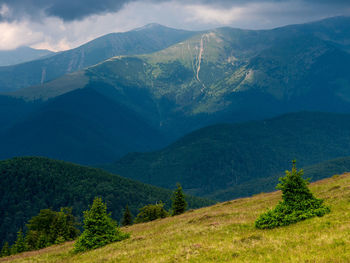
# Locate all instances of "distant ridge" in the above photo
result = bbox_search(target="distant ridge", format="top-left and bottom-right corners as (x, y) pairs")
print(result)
(102, 112), (350, 199)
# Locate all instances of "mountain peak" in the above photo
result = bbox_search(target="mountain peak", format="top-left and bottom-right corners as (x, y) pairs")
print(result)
(132, 23), (170, 31)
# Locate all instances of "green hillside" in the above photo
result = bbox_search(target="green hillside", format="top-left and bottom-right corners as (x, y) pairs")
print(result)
(0, 88), (169, 164)
(12, 17), (350, 136)
(0, 24), (195, 92)
(0, 157), (214, 245)
(2, 17), (350, 166)
(103, 112), (350, 199)
(3, 173), (350, 262)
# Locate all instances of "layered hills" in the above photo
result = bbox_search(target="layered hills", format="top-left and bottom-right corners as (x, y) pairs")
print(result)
(103, 112), (350, 199)
(4, 173), (350, 262)
(1, 17), (350, 164)
(0, 157), (213, 244)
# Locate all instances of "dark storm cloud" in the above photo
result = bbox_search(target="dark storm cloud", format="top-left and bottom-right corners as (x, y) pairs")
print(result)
(0, 0), (349, 22)
(0, 0), (135, 21)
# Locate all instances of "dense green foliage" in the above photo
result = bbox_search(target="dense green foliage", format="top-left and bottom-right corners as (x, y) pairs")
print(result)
(105, 112), (350, 200)
(0, 157), (214, 245)
(255, 162), (330, 229)
(74, 198), (129, 252)
(172, 184), (187, 216)
(121, 205), (133, 226)
(25, 208), (79, 250)
(134, 203), (169, 224)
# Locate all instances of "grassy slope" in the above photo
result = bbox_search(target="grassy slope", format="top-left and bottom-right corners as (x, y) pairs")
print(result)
(4, 173), (350, 262)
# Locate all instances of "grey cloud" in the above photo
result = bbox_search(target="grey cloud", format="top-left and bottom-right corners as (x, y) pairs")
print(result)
(0, 0), (349, 22)
(0, 0), (136, 21)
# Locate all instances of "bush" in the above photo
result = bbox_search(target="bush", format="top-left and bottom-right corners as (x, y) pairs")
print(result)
(26, 207), (79, 250)
(134, 202), (169, 223)
(73, 197), (129, 252)
(255, 161), (330, 229)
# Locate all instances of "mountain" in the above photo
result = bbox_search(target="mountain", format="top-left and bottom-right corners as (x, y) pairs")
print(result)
(2, 17), (350, 165)
(5, 173), (350, 262)
(0, 87), (169, 164)
(102, 112), (350, 199)
(0, 156), (214, 244)
(0, 46), (54, 67)
(0, 24), (195, 92)
(11, 17), (350, 136)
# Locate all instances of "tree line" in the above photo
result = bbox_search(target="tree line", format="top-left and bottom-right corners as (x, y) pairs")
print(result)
(1, 183), (187, 256)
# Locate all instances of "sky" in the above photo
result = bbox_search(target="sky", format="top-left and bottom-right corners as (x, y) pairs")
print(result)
(0, 0), (349, 51)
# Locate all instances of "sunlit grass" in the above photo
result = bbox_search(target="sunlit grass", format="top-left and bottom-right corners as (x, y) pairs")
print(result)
(3, 173), (350, 262)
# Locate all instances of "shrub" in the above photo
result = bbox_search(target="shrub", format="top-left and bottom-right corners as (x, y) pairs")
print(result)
(134, 202), (169, 223)
(26, 207), (79, 250)
(255, 161), (330, 229)
(73, 197), (129, 252)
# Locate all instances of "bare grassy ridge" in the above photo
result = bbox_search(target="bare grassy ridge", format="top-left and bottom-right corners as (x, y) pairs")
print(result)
(3, 174), (350, 262)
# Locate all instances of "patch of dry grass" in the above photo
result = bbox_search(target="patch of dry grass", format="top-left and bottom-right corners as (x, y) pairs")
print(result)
(3, 173), (350, 262)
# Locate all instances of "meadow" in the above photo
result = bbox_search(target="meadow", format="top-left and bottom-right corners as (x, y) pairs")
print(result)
(2, 173), (350, 262)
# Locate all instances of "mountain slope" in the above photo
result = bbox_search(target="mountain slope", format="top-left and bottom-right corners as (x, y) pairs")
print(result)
(12, 17), (350, 136)
(0, 87), (168, 164)
(3, 17), (350, 165)
(209, 156), (350, 201)
(4, 173), (350, 262)
(0, 24), (195, 92)
(0, 46), (54, 67)
(0, 157), (213, 245)
(103, 112), (350, 199)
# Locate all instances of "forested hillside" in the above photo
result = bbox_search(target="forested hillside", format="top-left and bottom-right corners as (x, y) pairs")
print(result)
(0, 157), (213, 245)
(103, 112), (350, 199)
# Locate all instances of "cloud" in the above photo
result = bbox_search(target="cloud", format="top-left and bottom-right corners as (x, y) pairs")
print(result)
(0, 0), (349, 51)
(0, 0), (135, 22)
(0, 0), (349, 22)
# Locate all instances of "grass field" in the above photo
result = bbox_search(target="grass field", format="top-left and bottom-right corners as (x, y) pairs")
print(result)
(2, 173), (350, 262)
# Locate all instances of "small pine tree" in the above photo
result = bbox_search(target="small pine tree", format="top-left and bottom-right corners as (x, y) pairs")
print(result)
(255, 161), (330, 229)
(1, 242), (10, 257)
(172, 183), (187, 216)
(11, 229), (27, 254)
(121, 205), (133, 226)
(73, 197), (129, 252)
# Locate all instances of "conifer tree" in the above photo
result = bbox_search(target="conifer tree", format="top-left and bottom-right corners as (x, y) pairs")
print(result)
(172, 183), (187, 216)
(255, 160), (330, 229)
(121, 205), (133, 226)
(11, 229), (27, 254)
(73, 197), (129, 252)
(1, 242), (10, 257)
